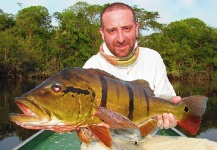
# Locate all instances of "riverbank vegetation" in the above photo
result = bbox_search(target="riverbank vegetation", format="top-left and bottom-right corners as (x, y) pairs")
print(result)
(1, 1), (217, 80)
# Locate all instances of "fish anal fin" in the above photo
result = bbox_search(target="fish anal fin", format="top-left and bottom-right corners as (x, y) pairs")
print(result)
(138, 118), (158, 137)
(94, 106), (137, 129)
(88, 125), (112, 148)
(76, 128), (92, 144)
(178, 115), (201, 135)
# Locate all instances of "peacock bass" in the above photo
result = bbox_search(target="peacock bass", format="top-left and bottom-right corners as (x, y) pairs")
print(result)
(9, 68), (207, 148)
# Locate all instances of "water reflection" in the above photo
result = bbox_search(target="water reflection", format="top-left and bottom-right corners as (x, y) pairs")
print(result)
(0, 79), (42, 150)
(0, 79), (216, 149)
(171, 80), (217, 141)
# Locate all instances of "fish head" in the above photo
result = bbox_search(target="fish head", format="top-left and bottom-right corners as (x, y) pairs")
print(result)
(9, 68), (96, 131)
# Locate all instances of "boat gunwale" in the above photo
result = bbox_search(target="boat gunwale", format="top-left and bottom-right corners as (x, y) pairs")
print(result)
(12, 130), (50, 150)
(12, 128), (185, 150)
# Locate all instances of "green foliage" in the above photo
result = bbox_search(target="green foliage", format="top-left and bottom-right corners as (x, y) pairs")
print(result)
(15, 6), (52, 37)
(133, 5), (164, 33)
(141, 18), (217, 80)
(0, 9), (15, 31)
(52, 1), (103, 68)
(0, 2), (216, 79)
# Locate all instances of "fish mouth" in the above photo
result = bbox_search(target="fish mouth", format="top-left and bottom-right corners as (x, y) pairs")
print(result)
(9, 97), (81, 131)
(9, 97), (51, 127)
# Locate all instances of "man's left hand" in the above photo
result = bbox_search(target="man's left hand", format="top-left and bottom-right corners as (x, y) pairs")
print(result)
(157, 96), (182, 129)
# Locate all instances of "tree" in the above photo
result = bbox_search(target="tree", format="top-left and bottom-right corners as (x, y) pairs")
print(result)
(0, 9), (15, 31)
(53, 2), (103, 68)
(141, 18), (217, 80)
(12, 6), (53, 74)
(0, 10), (16, 78)
(15, 6), (51, 37)
(132, 5), (164, 34)
(1, 2), (216, 79)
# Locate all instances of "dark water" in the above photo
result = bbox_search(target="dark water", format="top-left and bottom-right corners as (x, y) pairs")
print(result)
(0, 79), (217, 150)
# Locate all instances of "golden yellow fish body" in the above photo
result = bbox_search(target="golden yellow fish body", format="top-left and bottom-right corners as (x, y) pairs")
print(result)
(9, 68), (207, 147)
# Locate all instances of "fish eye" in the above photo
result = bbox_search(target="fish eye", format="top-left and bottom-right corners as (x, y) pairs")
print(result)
(51, 82), (62, 93)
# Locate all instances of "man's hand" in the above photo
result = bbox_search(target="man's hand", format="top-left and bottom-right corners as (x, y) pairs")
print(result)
(157, 96), (182, 129)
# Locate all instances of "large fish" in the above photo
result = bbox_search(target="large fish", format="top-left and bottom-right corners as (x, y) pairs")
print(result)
(9, 68), (207, 147)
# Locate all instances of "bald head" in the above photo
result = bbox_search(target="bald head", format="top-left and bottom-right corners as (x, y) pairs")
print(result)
(100, 3), (136, 28)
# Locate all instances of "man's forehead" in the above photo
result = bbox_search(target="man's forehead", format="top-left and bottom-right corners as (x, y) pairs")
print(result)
(102, 9), (134, 27)
(102, 9), (133, 18)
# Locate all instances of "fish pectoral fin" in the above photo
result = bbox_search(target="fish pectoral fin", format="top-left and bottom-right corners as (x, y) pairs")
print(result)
(138, 118), (158, 137)
(76, 128), (92, 145)
(88, 125), (112, 148)
(94, 106), (137, 129)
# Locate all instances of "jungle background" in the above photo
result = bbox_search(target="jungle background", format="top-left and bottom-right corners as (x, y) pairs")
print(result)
(1, 2), (217, 149)
(0, 1), (217, 80)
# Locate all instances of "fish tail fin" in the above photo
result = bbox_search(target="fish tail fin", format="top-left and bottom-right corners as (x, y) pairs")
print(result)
(177, 115), (202, 135)
(177, 95), (208, 135)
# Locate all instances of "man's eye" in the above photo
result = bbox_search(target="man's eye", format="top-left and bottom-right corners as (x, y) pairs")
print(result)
(124, 27), (131, 32)
(107, 29), (116, 34)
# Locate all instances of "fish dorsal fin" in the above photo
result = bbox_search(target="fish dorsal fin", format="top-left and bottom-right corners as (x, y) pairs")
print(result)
(131, 80), (154, 96)
(138, 118), (158, 137)
(86, 68), (119, 79)
(88, 125), (112, 148)
(86, 69), (154, 96)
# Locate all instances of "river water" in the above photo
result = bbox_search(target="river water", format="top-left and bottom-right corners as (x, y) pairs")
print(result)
(0, 78), (217, 150)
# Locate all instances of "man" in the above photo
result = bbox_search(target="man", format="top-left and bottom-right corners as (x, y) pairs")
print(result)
(82, 2), (217, 150)
(84, 2), (179, 130)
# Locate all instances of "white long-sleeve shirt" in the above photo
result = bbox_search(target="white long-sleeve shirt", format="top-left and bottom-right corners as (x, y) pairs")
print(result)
(82, 44), (177, 143)
(83, 44), (176, 97)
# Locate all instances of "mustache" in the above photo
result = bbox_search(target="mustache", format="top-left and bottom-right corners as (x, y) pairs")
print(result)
(115, 41), (128, 47)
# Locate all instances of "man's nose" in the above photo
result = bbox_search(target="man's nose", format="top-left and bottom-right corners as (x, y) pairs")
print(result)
(116, 30), (125, 43)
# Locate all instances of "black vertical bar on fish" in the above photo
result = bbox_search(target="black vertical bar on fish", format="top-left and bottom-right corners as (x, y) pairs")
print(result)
(142, 88), (149, 116)
(99, 76), (108, 107)
(126, 83), (134, 120)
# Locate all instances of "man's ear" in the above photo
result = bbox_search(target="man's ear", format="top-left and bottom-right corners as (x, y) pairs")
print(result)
(100, 27), (105, 41)
(135, 22), (140, 37)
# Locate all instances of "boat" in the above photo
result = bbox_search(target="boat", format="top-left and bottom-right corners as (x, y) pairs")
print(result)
(12, 128), (186, 150)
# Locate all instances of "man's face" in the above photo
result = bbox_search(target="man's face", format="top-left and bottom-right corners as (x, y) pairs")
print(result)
(100, 9), (139, 57)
